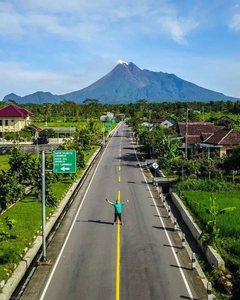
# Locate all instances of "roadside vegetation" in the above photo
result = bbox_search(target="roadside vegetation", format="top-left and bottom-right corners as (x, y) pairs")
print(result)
(0, 109), (111, 286)
(126, 101), (240, 299)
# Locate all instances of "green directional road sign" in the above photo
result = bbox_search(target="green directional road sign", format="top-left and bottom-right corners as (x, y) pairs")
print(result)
(105, 122), (111, 128)
(53, 150), (76, 173)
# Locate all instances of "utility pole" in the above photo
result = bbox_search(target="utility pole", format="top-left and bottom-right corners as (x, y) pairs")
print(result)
(148, 110), (152, 131)
(185, 108), (189, 160)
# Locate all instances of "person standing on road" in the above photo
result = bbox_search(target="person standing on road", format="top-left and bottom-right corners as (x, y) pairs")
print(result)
(105, 199), (129, 225)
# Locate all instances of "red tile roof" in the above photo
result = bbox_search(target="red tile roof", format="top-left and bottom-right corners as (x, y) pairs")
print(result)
(30, 124), (42, 131)
(205, 128), (240, 145)
(0, 104), (34, 118)
(186, 135), (202, 144)
(178, 122), (222, 136)
(178, 122), (224, 144)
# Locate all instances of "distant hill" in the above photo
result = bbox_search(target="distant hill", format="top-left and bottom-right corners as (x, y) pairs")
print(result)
(3, 62), (238, 104)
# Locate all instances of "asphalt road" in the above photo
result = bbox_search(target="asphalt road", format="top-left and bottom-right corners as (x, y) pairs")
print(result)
(39, 123), (205, 300)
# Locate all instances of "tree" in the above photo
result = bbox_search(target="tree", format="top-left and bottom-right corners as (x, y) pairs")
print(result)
(221, 146), (240, 171)
(0, 170), (25, 211)
(40, 128), (57, 138)
(43, 103), (52, 123)
(83, 99), (100, 105)
(9, 147), (34, 183)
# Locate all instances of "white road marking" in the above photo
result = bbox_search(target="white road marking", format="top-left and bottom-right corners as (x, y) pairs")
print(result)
(39, 133), (116, 300)
(131, 131), (194, 300)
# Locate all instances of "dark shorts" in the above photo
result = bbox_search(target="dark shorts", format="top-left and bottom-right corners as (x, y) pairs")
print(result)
(114, 212), (122, 222)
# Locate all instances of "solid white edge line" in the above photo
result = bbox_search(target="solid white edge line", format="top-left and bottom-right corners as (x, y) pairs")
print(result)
(131, 131), (194, 300)
(39, 129), (117, 300)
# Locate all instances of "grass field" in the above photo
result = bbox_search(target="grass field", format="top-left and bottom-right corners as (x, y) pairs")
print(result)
(197, 112), (240, 121)
(33, 121), (88, 131)
(0, 145), (99, 282)
(182, 190), (240, 262)
(33, 121), (116, 133)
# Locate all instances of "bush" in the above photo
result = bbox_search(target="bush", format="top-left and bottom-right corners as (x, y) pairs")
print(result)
(0, 249), (18, 264)
(174, 178), (229, 192)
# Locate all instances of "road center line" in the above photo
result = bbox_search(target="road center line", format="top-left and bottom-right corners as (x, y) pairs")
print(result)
(118, 176), (121, 182)
(39, 132), (116, 300)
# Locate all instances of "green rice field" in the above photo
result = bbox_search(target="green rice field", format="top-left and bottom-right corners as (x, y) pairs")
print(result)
(182, 190), (240, 261)
(182, 191), (240, 238)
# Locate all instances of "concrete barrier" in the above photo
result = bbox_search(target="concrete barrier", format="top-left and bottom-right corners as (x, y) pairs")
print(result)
(171, 192), (225, 268)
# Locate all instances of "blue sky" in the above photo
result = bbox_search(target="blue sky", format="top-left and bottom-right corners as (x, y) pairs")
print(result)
(1, 0), (240, 100)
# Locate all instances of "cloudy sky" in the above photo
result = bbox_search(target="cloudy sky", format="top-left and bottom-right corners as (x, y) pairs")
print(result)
(1, 0), (240, 100)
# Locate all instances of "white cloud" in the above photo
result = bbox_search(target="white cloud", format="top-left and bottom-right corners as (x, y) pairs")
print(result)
(117, 60), (128, 65)
(0, 0), (199, 43)
(157, 4), (199, 44)
(229, 13), (240, 31)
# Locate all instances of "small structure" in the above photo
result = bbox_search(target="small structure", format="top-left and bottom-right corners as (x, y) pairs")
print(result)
(161, 117), (177, 129)
(100, 112), (114, 121)
(0, 104), (35, 136)
(141, 121), (152, 129)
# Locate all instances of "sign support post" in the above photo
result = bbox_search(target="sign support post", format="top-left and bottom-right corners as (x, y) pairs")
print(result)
(152, 162), (159, 186)
(41, 150), (47, 262)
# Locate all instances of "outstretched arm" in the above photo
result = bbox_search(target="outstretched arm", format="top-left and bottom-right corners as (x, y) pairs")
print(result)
(106, 199), (113, 204)
(123, 199), (129, 204)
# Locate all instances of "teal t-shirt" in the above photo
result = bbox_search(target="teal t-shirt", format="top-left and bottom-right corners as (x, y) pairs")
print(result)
(112, 203), (124, 213)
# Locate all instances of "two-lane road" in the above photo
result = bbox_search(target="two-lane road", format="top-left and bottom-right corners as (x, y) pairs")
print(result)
(40, 123), (204, 300)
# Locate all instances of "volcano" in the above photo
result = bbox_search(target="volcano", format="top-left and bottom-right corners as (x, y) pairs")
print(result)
(3, 61), (237, 104)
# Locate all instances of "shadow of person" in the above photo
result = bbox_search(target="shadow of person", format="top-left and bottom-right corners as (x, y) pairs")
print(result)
(77, 219), (113, 225)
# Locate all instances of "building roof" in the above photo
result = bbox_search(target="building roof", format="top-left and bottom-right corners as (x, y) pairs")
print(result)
(0, 104), (34, 118)
(30, 124), (42, 131)
(201, 132), (212, 141)
(178, 122), (221, 136)
(40, 126), (76, 131)
(178, 122), (224, 144)
(205, 128), (240, 145)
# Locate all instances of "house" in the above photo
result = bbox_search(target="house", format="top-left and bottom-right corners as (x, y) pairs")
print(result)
(100, 112), (114, 121)
(177, 121), (240, 158)
(0, 104), (35, 136)
(204, 128), (240, 157)
(177, 122), (224, 157)
(161, 117), (177, 129)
